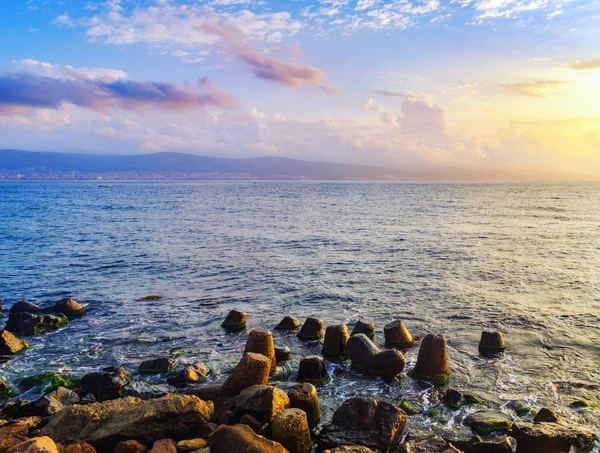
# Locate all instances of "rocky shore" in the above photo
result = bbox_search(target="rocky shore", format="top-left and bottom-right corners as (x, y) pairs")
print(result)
(0, 301), (598, 453)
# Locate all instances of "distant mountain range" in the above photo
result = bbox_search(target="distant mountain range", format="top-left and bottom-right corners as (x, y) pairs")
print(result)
(0, 150), (421, 181)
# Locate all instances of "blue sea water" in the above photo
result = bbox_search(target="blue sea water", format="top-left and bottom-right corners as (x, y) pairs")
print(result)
(0, 181), (599, 441)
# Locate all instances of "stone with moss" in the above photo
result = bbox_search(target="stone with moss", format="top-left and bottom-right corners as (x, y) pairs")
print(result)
(400, 399), (419, 415)
(19, 372), (81, 392)
(515, 406), (534, 417)
(408, 369), (450, 385)
(139, 357), (176, 374)
(534, 407), (560, 423)
(570, 400), (590, 408)
(465, 411), (513, 436)
(0, 378), (13, 400)
(428, 409), (441, 417)
(6, 312), (69, 336)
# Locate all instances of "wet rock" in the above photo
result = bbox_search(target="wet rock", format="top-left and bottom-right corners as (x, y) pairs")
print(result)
(297, 356), (329, 384)
(0, 377), (13, 400)
(53, 299), (85, 318)
(122, 381), (176, 400)
(33, 386), (81, 416)
(239, 413), (264, 433)
(148, 439), (176, 453)
(244, 329), (277, 376)
(5, 313), (68, 336)
(0, 421), (29, 452)
(275, 346), (291, 363)
(220, 352), (271, 396)
(534, 407), (560, 423)
(469, 437), (517, 453)
(322, 325), (350, 359)
(465, 411), (513, 436)
(384, 320), (415, 349)
(64, 441), (97, 453)
(272, 408), (312, 453)
(208, 424), (287, 453)
(323, 448), (377, 453)
(6, 437), (59, 453)
(509, 422), (597, 453)
(347, 334), (406, 379)
(0, 330), (29, 355)
(80, 367), (130, 402)
(167, 362), (209, 387)
(221, 309), (246, 333)
(276, 316), (300, 330)
(17, 372), (79, 393)
(317, 397), (406, 452)
(443, 389), (479, 410)
(138, 358), (175, 375)
(231, 385), (290, 424)
(297, 318), (324, 341)
(186, 383), (222, 402)
(112, 440), (147, 453)
(570, 399), (590, 408)
(176, 439), (207, 451)
(288, 383), (321, 425)
(40, 394), (213, 447)
(350, 321), (375, 339)
(408, 334), (450, 384)
(479, 331), (506, 356)
(393, 430), (460, 453)
(10, 301), (40, 314)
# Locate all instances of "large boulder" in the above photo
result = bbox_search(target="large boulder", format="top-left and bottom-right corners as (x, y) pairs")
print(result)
(393, 430), (460, 453)
(53, 299), (86, 318)
(0, 422), (30, 452)
(408, 334), (450, 384)
(10, 301), (40, 314)
(272, 408), (312, 453)
(244, 329), (277, 376)
(6, 437), (59, 453)
(231, 385), (290, 424)
(509, 422), (597, 452)
(208, 424), (287, 453)
(80, 367), (130, 402)
(318, 398), (406, 452)
(347, 334), (406, 379)
(5, 313), (68, 336)
(40, 394), (213, 448)
(220, 353), (271, 396)
(0, 330), (29, 355)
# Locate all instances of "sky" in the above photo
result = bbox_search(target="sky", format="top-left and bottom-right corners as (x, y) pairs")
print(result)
(1, 0), (600, 179)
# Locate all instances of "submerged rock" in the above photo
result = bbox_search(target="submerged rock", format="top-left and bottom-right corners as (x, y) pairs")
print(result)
(53, 298), (86, 318)
(322, 324), (350, 359)
(288, 383), (321, 425)
(122, 382), (176, 400)
(394, 430), (461, 453)
(347, 334), (406, 379)
(10, 301), (40, 314)
(167, 362), (209, 387)
(275, 316), (301, 330)
(350, 321), (375, 339)
(138, 358), (176, 375)
(297, 356), (329, 384)
(208, 424), (287, 453)
(384, 320), (415, 349)
(297, 318), (324, 341)
(272, 408), (312, 453)
(244, 329), (277, 376)
(221, 309), (247, 333)
(478, 331), (506, 356)
(40, 394), (213, 447)
(317, 398), (406, 452)
(0, 330), (29, 356)
(408, 334), (450, 384)
(220, 352), (271, 396)
(231, 385), (290, 425)
(5, 312), (68, 336)
(80, 367), (130, 402)
(509, 422), (597, 452)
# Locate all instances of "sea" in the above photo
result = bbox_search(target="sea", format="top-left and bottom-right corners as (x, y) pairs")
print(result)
(1, 181), (599, 444)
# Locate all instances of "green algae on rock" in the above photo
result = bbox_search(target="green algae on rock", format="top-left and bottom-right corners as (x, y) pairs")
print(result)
(18, 372), (81, 392)
(465, 411), (513, 436)
(399, 399), (419, 415)
(221, 309), (247, 333)
(0, 379), (13, 400)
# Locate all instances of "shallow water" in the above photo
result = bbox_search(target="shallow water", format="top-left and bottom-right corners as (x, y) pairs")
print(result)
(0, 181), (599, 445)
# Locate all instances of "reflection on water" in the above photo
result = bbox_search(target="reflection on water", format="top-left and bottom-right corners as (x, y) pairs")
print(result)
(0, 181), (599, 440)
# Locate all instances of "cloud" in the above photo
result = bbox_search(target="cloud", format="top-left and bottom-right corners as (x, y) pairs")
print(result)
(53, 13), (75, 27)
(398, 100), (446, 139)
(502, 80), (570, 97)
(0, 72), (239, 114)
(374, 90), (433, 101)
(569, 58), (600, 71)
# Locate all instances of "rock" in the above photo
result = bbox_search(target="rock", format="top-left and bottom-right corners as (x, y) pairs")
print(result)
(297, 356), (329, 384)
(297, 318), (324, 341)
(275, 347), (291, 363)
(317, 398), (406, 452)
(6, 437), (59, 453)
(167, 362), (209, 387)
(40, 394), (213, 448)
(232, 385), (290, 424)
(0, 330), (29, 355)
(244, 329), (277, 376)
(465, 411), (513, 436)
(0, 377), (13, 400)
(221, 309), (246, 333)
(53, 299), (86, 318)
(187, 384), (222, 402)
(220, 352), (271, 396)
(570, 399), (590, 408)
(10, 301), (40, 313)
(442, 389), (478, 409)
(272, 408), (312, 453)
(399, 400), (419, 415)
(208, 424), (287, 453)
(122, 382), (176, 400)
(322, 325), (350, 359)
(275, 316), (300, 330)
(64, 441), (97, 453)
(0, 422), (29, 452)
(176, 439), (207, 451)
(239, 414), (264, 433)
(288, 383), (321, 425)
(469, 437), (517, 453)
(393, 430), (460, 453)
(479, 331), (505, 356)
(147, 439), (176, 453)
(80, 367), (130, 402)
(112, 440), (148, 453)
(5, 313), (68, 336)
(323, 448), (377, 453)
(534, 407), (560, 423)
(350, 321), (375, 339)
(509, 422), (597, 453)
(384, 321), (415, 349)
(33, 386), (81, 416)
(347, 334), (406, 379)
(138, 358), (175, 374)
(408, 334), (450, 384)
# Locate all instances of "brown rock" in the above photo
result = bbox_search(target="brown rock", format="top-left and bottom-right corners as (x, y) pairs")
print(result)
(239, 414), (264, 433)
(534, 408), (560, 423)
(220, 352), (271, 396)
(176, 439), (207, 451)
(323, 448), (377, 453)
(0, 422), (29, 452)
(350, 321), (375, 339)
(288, 383), (321, 425)
(272, 408), (312, 453)
(167, 362), (209, 387)
(6, 437), (59, 453)
(112, 440), (148, 453)
(138, 358), (175, 375)
(148, 439), (176, 453)
(221, 310), (246, 333)
(297, 356), (329, 383)
(321, 325), (350, 359)
(384, 321), (415, 349)
(0, 330), (29, 355)
(347, 334), (406, 379)
(10, 301), (40, 314)
(297, 318), (324, 341)
(275, 316), (300, 330)
(509, 422), (596, 453)
(80, 366), (130, 402)
(275, 347), (291, 363)
(393, 430), (460, 453)
(64, 441), (97, 453)
(232, 385), (290, 424)
(244, 329), (277, 376)
(409, 334), (450, 384)
(53, 299), (85, 318)
(479, 331), (505, 355)
(208, 424), (287, 453)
